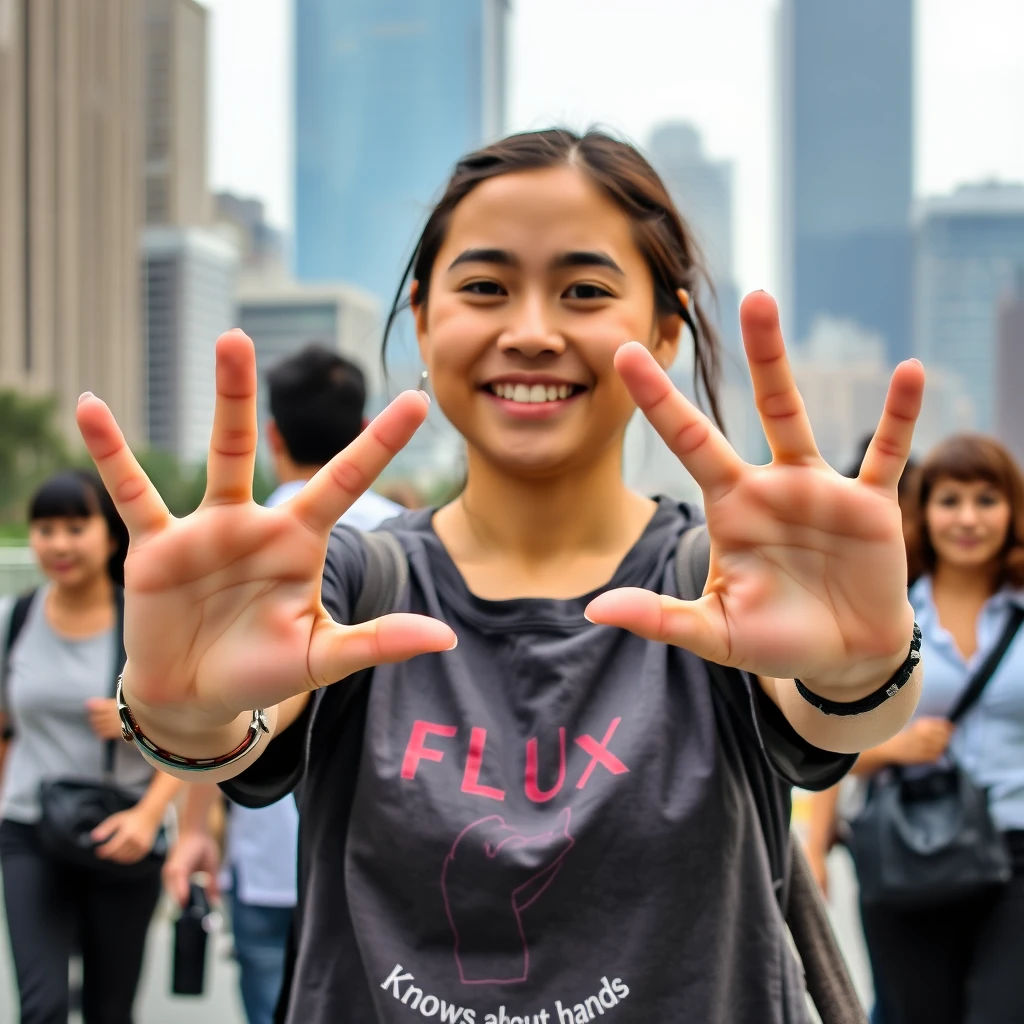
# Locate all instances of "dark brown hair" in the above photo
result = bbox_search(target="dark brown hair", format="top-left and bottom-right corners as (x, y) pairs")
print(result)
(382, 127), (725, 430)
(904, 433), (1024, 586)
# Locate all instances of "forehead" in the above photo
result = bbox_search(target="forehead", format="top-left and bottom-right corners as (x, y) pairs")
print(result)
(438, 165), (640, 264)
(931, 476), (1001, 494)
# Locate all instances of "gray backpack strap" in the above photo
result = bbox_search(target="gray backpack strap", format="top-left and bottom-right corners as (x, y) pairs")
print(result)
(352, 529), (409, 625)
(673, 524), (865, 1024)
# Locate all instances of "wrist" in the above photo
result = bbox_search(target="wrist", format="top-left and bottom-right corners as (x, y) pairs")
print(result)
(121, 669), (252, 760)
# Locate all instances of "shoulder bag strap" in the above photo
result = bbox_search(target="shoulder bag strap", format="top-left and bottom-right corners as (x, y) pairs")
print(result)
(947, 604), (1024, 725)
(103, 588), (128, 778)
(2, 590), (39, 740)
(674, 524), (866, 1024)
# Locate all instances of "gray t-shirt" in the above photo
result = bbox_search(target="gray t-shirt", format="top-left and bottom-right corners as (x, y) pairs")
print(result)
(224, 500), (855, 1024)
(0, 587), (153, 823)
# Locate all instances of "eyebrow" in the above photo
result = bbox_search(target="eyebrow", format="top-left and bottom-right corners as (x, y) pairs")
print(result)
(447, 248), (625, 275)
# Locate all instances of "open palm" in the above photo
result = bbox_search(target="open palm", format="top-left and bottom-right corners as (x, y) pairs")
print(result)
(586, 292), (922, 698)
(76, 334), (455, 733)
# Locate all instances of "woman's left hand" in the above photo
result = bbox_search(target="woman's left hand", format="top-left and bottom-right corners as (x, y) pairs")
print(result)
(85, 698), (124, 741)
(586, 291), (922, 702)
(92, 806), (161, 864)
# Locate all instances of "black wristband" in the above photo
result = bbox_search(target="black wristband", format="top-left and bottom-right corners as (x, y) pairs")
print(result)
(795, 622), (922, 717)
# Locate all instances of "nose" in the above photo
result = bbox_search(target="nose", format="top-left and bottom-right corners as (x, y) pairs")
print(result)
(496, 293), (564, 359)
(956, 502), (980, 526)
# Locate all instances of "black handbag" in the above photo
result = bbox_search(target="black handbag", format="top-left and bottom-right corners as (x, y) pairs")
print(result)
(3, 588), (167, 879)
(849, 604), (1023, 909)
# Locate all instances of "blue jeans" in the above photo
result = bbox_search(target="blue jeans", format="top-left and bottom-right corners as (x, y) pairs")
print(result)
(229, 892), (294, 1024)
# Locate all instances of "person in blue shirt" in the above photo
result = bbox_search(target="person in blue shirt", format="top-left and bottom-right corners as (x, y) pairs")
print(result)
(162, 345), (400, 1024)
(850, 433), (1024, 1024)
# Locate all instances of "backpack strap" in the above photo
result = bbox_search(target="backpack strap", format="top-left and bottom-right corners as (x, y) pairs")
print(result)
(2, 591), (38, 740)
(303, 528), (409, 777)
(673, 524), (865, 1024)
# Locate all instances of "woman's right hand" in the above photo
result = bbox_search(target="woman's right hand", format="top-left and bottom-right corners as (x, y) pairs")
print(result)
(887, 717), (955, 766)
(76, 329), (457, 756)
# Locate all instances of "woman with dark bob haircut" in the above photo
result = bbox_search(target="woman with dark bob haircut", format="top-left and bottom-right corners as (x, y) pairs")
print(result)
(0, 469), (182, 1024)
(77, 128), (927, 1023)
(850, 434), (1024, 1024)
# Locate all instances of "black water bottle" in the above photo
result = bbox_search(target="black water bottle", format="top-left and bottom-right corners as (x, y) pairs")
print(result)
(172, 882), (212, 995)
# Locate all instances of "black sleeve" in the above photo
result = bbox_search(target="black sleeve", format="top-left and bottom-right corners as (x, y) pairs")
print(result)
(745, 675), (856, 792)
(219, 526), (368, 808)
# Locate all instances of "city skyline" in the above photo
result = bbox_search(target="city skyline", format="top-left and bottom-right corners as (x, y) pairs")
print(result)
(202, 0), (1024, 302)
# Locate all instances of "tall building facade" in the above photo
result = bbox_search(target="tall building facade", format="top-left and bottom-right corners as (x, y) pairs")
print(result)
(995, 270), (1024, 468)
(914, 183), (1024, 431)
(779, 0), (913, 362)
(0, 0), (144, 440)
(294, 0), (508, 308)
(646, 122), (740, 352)
(144, 227), (238, 464)
(144, 0), (209, 227)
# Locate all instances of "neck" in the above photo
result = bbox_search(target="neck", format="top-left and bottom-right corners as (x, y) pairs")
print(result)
(452, 442), (652, 562)
(50, 573), (114, 611)
(931, 561), (1001, 602)
(275, 461), (323, 486)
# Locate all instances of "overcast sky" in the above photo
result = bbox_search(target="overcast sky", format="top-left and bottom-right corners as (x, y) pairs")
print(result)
(202, 0), (1024, 295)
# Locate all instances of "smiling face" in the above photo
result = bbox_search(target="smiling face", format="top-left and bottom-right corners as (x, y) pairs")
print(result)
(924, 476), (1012, 573)
(29, 513), (115, 591)
(414, 165), (683, 479)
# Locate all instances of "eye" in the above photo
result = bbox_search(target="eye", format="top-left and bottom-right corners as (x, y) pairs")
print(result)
(978, 491), (1003, 506)
(563, 282), (613, 301)
(460, 280), (506, 297)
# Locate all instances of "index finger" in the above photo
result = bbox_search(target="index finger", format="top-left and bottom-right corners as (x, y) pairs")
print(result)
(287, 390), (431, 534)
(77, 395), (171, 539)
(614, 342), (744, 503)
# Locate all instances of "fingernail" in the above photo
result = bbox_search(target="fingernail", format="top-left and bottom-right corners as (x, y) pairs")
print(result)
(583, 610), (595, 623)
(418, 389), (431, 406)
(447, 635), (458, 650)
(78, 391), (94, 406)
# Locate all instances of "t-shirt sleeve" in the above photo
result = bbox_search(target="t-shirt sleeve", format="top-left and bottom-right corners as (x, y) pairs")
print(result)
(219, 526), (367, 808)
(745, 674), (856, 791)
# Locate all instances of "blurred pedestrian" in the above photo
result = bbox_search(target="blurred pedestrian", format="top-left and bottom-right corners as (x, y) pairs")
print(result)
(0, 469), (182, 1024)
(847, 434), (1024, 1024)
(161, 345), (400, 1024)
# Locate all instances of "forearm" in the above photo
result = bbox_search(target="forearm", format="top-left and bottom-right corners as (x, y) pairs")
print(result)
(768, 662), (922, 755)
(178, 782), (223, 835)
(804, 785), (841, 855)
(136, 769), (184, 823)
(850, 740), (900, 777)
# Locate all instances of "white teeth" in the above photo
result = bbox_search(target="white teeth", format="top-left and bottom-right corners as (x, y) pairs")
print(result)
(491, 383), (577, 403)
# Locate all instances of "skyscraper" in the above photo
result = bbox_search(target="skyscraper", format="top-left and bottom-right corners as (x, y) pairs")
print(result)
(294, 0), (508, 309)
(144, 0), (209, 227)
(995, 268), (1024, 468)
(646, 122), (739, 352)
(0, 0), (144, 441)
(779, 0), (914, 362)
(916, 183), (1024, 431)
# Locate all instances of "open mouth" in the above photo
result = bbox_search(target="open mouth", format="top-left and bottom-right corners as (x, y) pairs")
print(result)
(485, 382), (586, 404)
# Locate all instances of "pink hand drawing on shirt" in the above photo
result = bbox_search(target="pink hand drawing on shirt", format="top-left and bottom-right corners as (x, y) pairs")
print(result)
(441, 808), (575, 985)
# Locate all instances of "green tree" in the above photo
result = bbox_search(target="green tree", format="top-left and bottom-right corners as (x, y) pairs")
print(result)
(0, 390), (70, 523)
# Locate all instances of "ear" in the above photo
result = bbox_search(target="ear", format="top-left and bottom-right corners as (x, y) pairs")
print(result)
(650, 288), (690, 371)
(266, 420), (283, 456)
(411, 280), (430, 365)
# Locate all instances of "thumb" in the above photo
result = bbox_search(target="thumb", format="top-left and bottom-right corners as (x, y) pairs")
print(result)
(309, 613), (457, 688)
(585, 588), (729, 663)
(92, 812), (123, 843)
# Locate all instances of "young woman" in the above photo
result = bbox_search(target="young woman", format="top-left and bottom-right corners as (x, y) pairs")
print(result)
(0, 469), (182, 1024)
(844, 435), (1024, 1024)
(76, 129), (925, 1024)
